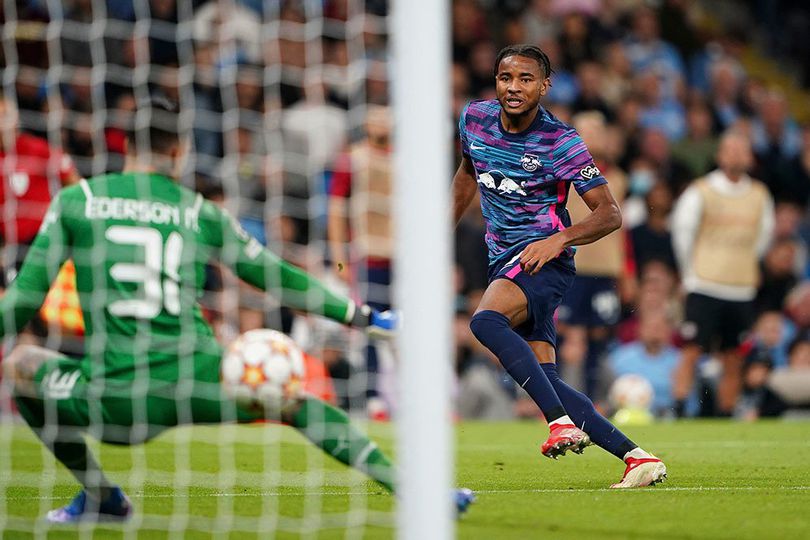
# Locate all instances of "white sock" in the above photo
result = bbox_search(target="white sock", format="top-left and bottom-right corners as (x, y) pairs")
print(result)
(623, 447), (653, 461)
(549, 415), (574, 428)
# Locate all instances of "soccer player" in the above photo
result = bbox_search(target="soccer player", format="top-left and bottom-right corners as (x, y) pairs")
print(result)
(0, 98), (474, 522)
(453, 44), (667, 487)
(328, 105), (395, 419)
(0, 94), (80, 276)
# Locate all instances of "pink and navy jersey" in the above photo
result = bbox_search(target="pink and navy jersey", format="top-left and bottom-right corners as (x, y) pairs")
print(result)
(459, 99), (607, 267)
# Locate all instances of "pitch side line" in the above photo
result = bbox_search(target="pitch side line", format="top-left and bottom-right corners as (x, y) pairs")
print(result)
(5, 485), (810, 501)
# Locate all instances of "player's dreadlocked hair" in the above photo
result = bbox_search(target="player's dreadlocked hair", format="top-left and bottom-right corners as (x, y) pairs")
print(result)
(493, 44), (554, 79)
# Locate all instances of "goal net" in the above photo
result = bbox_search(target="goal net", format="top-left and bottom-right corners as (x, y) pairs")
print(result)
(0, 0), (452, 537)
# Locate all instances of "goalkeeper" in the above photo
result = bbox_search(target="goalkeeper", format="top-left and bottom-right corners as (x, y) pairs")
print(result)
(0, 98), (473, 523)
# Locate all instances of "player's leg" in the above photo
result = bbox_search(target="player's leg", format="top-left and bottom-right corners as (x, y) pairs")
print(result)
(361, 259), (393, 419)
(3, 345), (131, 522)
(278, 396), (474, 514)
(716, 299), (754, 415)
(281, 396), (395, 492)
(470, 262), (590, 458)
(673, 293), (719, 416)
(532, 343), (667, 487)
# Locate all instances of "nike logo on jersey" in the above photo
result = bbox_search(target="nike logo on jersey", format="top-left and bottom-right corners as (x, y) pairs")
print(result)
(470, 142), (485, 150)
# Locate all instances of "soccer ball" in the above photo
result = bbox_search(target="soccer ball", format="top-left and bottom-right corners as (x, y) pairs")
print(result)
(609, 374), (654, 410)
(608, 374), (655, 426)
(221, 329), (306, 417)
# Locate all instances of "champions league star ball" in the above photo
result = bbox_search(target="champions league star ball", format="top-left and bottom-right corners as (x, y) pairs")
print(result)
(609, 374), (655, 426)
(221, 329), (306, 417)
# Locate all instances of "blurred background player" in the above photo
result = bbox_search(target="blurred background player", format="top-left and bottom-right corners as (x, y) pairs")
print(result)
(557, 110), (630, 398)
(328, 104), (394, 418)
(0, 98), (461, 524)
(672, 130), (775, 416)
(454, 44), (666, 488)
(0, 93), (82, 347)
(0, 93), (79, 282)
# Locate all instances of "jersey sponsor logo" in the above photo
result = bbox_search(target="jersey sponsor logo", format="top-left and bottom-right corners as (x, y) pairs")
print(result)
(477, 171), (527, 196)
(520, 153), (541, 172)
(470, 142), (485, 151)
(579, 164), (601, 180)
(41, 368), (81, 400)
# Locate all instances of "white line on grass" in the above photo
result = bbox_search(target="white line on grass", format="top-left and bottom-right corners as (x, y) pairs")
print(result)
(6, 485), (810, 502)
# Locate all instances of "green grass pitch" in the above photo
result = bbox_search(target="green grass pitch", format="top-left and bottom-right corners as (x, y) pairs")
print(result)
(2, 420), (809, 538)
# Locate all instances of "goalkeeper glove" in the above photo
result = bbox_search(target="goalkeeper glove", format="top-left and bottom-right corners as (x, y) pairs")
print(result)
(350, 304), (400, 339)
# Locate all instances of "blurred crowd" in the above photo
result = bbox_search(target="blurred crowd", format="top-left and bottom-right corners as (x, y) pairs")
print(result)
(1, 0), (809, 421)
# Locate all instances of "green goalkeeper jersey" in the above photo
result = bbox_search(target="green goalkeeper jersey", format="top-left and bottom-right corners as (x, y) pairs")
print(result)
(0, 172), (354, 385)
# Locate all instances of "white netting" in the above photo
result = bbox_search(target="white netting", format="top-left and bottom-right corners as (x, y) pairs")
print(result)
(0, 0), (401, 536)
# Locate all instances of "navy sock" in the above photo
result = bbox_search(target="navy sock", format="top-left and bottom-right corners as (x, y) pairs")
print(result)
(540, 363), (637, 460)
(470, 311), (566, 422)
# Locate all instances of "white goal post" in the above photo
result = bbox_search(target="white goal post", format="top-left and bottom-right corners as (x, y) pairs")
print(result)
(392, 0), (454, 539)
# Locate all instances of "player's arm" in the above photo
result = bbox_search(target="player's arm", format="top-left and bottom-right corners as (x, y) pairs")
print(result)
(327, 196), (349, 276)
(211, 204), (394, 334)
(519, 184), (621, 275)
(558, 184), (622, 247)
(452, 156), (478, 226)
(327, 155), (352, 280)
(670, 184), (703, 272)
(453, 103), (478, 226)
(0, 192), (71, 338)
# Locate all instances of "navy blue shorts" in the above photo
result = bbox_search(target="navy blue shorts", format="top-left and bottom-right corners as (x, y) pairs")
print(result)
(557, 275), (620, 327)
(488, 254), (576, 345)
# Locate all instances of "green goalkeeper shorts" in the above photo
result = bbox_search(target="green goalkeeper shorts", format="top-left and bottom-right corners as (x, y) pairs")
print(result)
(20, 354), (262, 445)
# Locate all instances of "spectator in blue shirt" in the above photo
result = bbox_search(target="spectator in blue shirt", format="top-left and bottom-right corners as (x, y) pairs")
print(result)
(608, 310), (680, 415)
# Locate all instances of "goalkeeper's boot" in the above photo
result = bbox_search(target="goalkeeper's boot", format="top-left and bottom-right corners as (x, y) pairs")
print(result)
(540, 423), (591, 459)
(454, 488), (475, 517)
(46, 486), (132, 523)
(610, 456), (667, 489)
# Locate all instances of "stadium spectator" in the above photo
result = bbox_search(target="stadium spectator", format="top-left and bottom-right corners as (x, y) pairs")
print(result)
(616, 259), (680, 345)
(751, 90), (802, 169)
(766, 335), (810, 416)
(671, 100), (719, 179)
(571, 61), (613, 120)
(756, 237), (805, 314)
(622, 6), (686, 101)
(629, 181), (677, 274)
(636, 128), (692, 195)
(671, 130), (775, 416)
(772, 122), (810, 207)
(607, 309), (680, 416)
(599, 41), (633, 110)
(635, 71), (686, 141)
(708, 59), (744, 133)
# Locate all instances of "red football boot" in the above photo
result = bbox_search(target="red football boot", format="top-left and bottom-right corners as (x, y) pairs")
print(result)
(540, 423), (591, 459)
(610, 456), (667, 488)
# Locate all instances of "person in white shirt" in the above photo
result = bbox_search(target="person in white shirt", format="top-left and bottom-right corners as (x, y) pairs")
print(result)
(671, 130), (775, 416)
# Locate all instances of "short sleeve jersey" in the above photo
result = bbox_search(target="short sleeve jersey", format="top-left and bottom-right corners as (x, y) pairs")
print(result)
(458, 100), (607, 267)
(0, 132), (77, 244)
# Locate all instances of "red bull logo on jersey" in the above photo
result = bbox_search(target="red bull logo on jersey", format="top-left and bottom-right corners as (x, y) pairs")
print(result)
(520, 153), (541, 172)
(477, 171), (527, 196)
